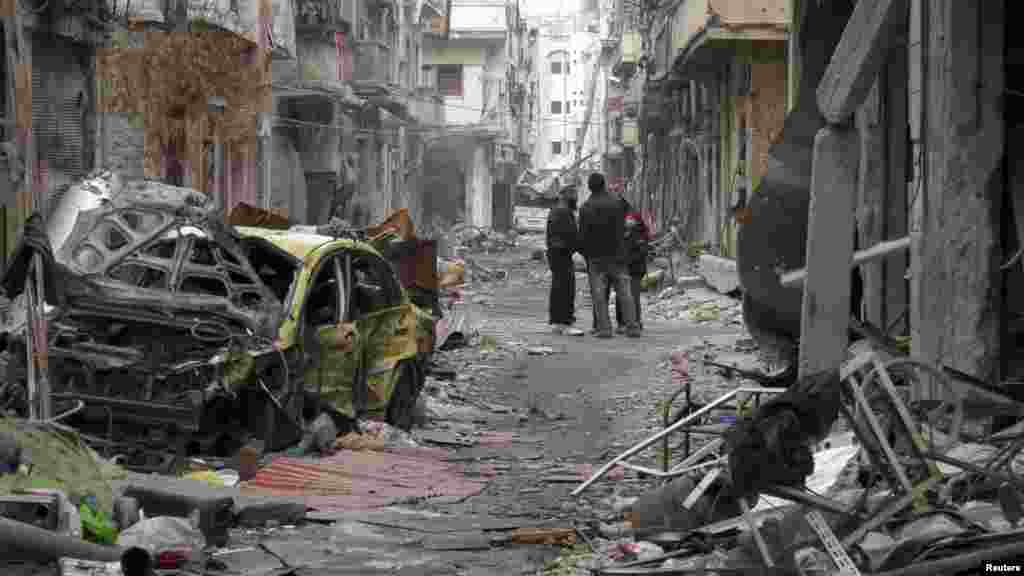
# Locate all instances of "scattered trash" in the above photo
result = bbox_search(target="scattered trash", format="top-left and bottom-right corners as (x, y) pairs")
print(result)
(116, 515), (205, 561)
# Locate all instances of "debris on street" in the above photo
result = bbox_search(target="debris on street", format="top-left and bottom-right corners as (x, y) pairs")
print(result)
(566, 338), (1024, 575)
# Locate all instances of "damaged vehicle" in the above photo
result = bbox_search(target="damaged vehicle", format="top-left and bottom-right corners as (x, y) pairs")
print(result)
(0, 171), (430, 466)
(232, 223), (436, 433)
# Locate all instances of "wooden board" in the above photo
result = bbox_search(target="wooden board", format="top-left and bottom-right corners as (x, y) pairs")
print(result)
(856, 77), (886, 327)
(816, 0), (909, 124)
(883, 4), (910, 334)
(915, 0), (1004, 399)
(798, 126), (860, 378)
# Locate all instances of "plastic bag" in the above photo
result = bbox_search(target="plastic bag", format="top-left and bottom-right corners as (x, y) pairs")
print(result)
(116, 514), (206, 559)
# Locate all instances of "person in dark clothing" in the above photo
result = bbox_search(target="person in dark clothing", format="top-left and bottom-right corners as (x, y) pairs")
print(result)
(579, 173), (640, 338)
(597, 197), (649, 333)
(616, 204), (650, 331)
(546, 186), (584, 335)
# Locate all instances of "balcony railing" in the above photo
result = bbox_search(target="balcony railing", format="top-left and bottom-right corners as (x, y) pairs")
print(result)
(353, 40), (392, 85)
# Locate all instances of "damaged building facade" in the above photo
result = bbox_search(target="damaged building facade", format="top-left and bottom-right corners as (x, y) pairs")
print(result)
(422, 0), (527, 231)
(0, 0), (450, 271)
(613, 0), (1020, 394)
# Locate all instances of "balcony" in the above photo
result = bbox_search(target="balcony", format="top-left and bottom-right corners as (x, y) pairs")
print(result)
(353, 40), (392, 87)
(295, 0), (356, 33)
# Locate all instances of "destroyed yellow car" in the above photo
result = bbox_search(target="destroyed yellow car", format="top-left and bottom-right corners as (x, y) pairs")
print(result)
(234, 226), (435, 431)
(0, 172), (432, 469)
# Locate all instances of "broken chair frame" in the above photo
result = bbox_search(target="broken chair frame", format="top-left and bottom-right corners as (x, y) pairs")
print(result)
(573, 346), (1024, 572)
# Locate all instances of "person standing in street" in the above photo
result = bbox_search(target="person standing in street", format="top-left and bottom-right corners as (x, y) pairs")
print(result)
(617, 204), (650, 332)
(598, 195), (649, 334)
(579, 173), (641, 338)
(546, 186), (584, 336)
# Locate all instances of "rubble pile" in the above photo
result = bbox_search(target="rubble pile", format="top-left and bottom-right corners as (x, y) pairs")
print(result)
(566, 341), (1024, 576)
(448, 225), (519, 254)
(644, 284), (745, 328)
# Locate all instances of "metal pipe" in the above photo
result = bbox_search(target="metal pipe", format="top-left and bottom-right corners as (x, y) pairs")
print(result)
(780, 235), (911, 287)
(570, 387), (787, 496)
(0, 516), (150, 574)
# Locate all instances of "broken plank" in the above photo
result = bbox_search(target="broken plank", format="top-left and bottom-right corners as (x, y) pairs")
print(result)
(816, 0), (909, 124)
(798, 127), (860, 379)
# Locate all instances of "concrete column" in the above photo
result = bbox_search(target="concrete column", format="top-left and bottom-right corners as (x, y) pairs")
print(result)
(464, 143), (493, 228)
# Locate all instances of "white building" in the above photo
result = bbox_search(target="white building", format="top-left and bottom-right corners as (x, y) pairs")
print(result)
(530, 13), (606, 177)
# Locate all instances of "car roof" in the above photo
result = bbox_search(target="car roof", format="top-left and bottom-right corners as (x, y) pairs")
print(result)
(234, 226), (383, 261)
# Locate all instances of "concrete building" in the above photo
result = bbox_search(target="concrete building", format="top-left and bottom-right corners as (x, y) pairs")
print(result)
(612, 0), (788, 253)
(422, 0), (526, 230)
(268, 0), (442, 226)
(530, 13), (605, 185)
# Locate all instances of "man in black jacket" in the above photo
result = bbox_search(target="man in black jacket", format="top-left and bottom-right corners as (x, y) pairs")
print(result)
(604, 197), (649, 333)
(546, 186), (584, 336)
(579, 173), (640, 338)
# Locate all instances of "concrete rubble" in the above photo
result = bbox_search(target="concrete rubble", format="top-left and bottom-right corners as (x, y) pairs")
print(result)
(566, 335), (1024, 576)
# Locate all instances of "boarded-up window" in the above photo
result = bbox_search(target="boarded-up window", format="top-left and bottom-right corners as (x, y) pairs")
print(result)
(437, 64), (463, 97)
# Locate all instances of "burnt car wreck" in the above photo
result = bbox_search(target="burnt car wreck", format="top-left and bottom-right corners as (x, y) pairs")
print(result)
(0, 171), (430, 468)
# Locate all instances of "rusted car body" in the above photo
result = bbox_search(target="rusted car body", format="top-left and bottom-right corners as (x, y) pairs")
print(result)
(0, 171), (430, 463)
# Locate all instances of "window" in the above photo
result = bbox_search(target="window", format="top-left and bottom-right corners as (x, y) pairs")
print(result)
(550, 100), (562, 114)
(350, 255), (401, 316)
(551, 140), (562, 155)
(550, 61), (561, 74)
(437, 64), (463, 97)
(306, 256), (343, 327)
(565, 62), (570, 74)
(565, 101), (572, 114)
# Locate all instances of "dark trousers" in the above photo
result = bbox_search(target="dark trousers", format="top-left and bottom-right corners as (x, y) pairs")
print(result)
(598, 272), (643, 327)
(587, 258), (637, 334)
(548, 250), (576, 325)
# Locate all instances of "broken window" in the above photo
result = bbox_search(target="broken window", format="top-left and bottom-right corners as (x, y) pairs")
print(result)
(180, 275), (229, 298)
(350, 255), (401, 317)
(306, 257), (342, 327)
(188, 239), (218, 266)
(119, 210), (163, 234)
(109, 263), (169, 290)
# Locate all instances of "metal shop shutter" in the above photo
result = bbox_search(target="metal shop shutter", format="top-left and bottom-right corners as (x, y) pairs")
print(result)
(32, 44), (86, 214)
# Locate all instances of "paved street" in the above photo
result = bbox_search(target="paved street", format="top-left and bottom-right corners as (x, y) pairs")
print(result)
(263, 243), (752, 575)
